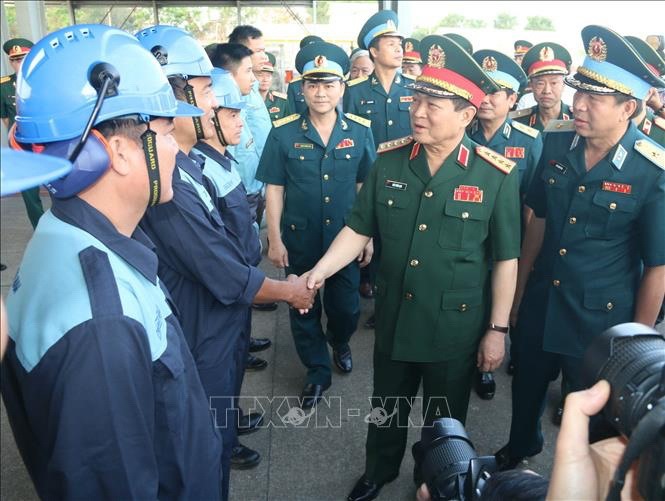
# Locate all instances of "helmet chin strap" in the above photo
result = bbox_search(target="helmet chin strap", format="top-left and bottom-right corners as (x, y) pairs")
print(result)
(140, 123), (161, 207)
(212, 113), (229, 147)
(183, 80), (205, 141)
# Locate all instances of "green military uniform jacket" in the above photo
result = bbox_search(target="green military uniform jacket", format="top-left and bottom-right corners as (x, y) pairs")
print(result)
(637, 109), (665, 147)
(343, 71), (413, 145)
(286, 78), (306, 116)
(256, 111), (377, 270)
(346, 135), (521, 362)
(264, 90), (288, 122)
(469, 118), (543, 200)
(510, 102), (573, 133)
(0, 73), (18, 127)
(522, 121), (665, 357)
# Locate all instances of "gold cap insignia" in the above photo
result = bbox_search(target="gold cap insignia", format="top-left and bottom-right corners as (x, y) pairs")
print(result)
(482, 56), (498, 72)
(314, 55), (327, 68)
(588, 36), (607, 62)
(386, 19), (397, 31)
(428, 44), (445, 69)
(539, 46), (554, 62)
(405, 41), (414, 52)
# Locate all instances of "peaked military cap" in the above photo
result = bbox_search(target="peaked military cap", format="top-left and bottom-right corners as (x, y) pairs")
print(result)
(514, 40), (533, 58)
(443, 33), (473, 55)
(260, 52), (277, 73)
(409, 35), (499, 108)
(3, 38), (33, 59)
(566, 25), (665, 100)
(402, 38), (422, 64)
(300, 35), (324, 49)
(473, 49), (527, 93)
(295, 41), (349, 81)
(358, 10), (403, 50)
(521, 42), (571, 78)
(625, 35), (665, 77)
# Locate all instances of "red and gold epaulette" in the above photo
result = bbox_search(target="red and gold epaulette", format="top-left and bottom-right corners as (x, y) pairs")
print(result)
(377, 135), (413, 154)
(475, 145), (515, 174)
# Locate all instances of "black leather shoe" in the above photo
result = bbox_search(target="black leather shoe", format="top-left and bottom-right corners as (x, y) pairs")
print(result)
(230, 444), (261, 470)
(359, 282), (375, 299)
(245, 354), (268, 371)
(364, 313), (375, 329)
(495, 445), (535, 471)
(552, 400), (564, 426)
(333, 346), (353, 373)
(347, 474), (396, 501)
(237, 412), (264, 435)
(475, 371), (496, 400)
(252, 302), (278, 311)
(300, 382), (331, 410)
(249, 336), (272, 352)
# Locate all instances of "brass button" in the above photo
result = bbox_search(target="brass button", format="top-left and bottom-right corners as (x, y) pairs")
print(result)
(345, 154), (351, 159)
(569, 217), (577, 224)
(387, 98), (392, 103)
(387, 199), (394, 206)
(325, 218), (331, 225)
(367, 110), (372, 114)
(299, 155), (305, 161)
(609, 202), (617, 210)
(461, 211), (469, 220)
(324, 196), (331, 203)
(559, 248), (567, 256)
(459, 303), (468, 312)
(290, 224), (296, 230)
(418, 224), (427, 231)
(424, 190), (433, 198)
(410, 259), (419, 267)
(578, 185), (586, 193)
(404, 292), (413, 300)
(552, 279), (560, 287)
(548, 178), (555, 185)
(606, 302), (614, 310)
(323, 174), (330, 181)
(388, 119), (393, 126)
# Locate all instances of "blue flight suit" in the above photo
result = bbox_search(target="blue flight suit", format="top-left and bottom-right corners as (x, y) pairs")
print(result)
(139, 151), (265, 501)
(507, 122), (665, 458)
(2, 197), (222, 500)
(286, 77), (306, 116)
(256, 111), (377, 385)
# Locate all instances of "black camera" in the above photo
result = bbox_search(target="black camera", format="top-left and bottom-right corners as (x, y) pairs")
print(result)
(412, 418), (496, 500)
(583, 322), (665, 501)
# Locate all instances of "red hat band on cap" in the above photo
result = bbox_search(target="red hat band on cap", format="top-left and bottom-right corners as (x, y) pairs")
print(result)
(527, 59), (567, 76)
(419, 65), (485, 108)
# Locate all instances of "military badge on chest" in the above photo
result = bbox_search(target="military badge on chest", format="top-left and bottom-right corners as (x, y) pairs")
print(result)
(454, 185), (483, 203)
(504, 146), (525, 158)
(335, 138), (355, 149)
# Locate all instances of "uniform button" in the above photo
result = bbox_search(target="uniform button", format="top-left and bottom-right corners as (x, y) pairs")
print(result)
(387, 199), (394, 206)
(569, 217), (577, 224)
(461, 211), (469, 220)
(404, 292), (413, 300)
(324, 196), (331, 203)
(418, 224), (427, 231)
(548, 178), (555, 185)
(410, 259), (419, 267)
(325, 218), (331, 225)
(323, 154), (328, 159)
(552, 279), (560, 287)
(345, 154), (351, 159)
(388, 119), (393, 126)
(367, 110), (372, 114)
(459, 303), (468, 312)
(609, 202), (617, 210)
(559, 248), (567, 256)
(424, 190), (433, 198)
(299, 155), (305, 160)
(323, 174), (330, 181)
(387, 98), (392, 103)
(290, 224), (296, 230)
(606, 302), (614, 310)
(578, 185), (586, 193)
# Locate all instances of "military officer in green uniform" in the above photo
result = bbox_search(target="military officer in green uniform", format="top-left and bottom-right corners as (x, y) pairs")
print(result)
(1, 38), (44, 229)
(625, 35), (665, 146)
(286, 35), (324, 116)
(497, 25), (665, 470)
(469, 49), (543, 400)
(256, 52), (288, 121)
(510, 42), (573, 132)
(514, 40), (533, 66)
(307, 35), (520, 501)
(256, 42), (377, 409)
(401, 37), (422, 78)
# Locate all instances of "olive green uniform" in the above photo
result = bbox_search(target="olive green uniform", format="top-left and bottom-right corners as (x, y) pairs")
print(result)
(264, 90), (288, 122)
(510, 102), (573, 133)
(637, 109), (665, 146)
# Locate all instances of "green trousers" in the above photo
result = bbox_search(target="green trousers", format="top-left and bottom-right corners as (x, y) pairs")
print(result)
(21, 187), (44, 229)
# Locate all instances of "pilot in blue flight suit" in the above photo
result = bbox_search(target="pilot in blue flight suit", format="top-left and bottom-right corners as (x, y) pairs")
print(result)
(1, 24), (223, 499)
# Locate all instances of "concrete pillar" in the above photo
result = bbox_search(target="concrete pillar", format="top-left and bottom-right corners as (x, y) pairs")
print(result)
(14, 0), (47, 43)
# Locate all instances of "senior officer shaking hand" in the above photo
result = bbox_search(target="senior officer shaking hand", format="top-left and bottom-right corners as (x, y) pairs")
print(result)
(307, 35), (521, 501)
(497, 25), (665, 471)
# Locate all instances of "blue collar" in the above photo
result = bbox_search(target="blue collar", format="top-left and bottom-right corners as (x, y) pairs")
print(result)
(51, 197), (159, 284)
(176, 150), (206, 183)
(194, 141), (237, 171)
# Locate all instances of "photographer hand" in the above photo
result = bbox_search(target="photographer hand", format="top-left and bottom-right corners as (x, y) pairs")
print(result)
(547, 380), (639, 501)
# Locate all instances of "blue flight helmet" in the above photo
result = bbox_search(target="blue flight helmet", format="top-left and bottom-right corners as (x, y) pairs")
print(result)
(11, 24), (202, 203)
(136, 25), (215, 141)
(0, 148), (72, 197)
(210, 68), (245, 146)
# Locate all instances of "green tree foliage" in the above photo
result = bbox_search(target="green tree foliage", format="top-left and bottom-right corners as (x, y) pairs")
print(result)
(411, 26), (433, 40)
(438, 13), (465, 28)
(463, 18), (486, 29)
(494, 12), (518, 30)
(525, 16), (555, 31)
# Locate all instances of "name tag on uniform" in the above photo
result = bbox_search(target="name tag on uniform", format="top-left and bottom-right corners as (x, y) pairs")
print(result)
(336, 138), (355, 149)
(550, 161), (567, 174)
(361, 99), (375, 105)
(602, 181), (632, 194)
(400, 95), (413, 103)
(504, 146), (525, 159)
(385, 179), (407, 190)
(294, 143), (314, 149)
(454, 185), (483, 203)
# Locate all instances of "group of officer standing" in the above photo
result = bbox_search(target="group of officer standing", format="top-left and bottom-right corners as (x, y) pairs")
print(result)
(0, 7), (664, 501)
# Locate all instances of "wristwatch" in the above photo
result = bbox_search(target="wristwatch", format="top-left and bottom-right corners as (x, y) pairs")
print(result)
(487, 323), (509, 333)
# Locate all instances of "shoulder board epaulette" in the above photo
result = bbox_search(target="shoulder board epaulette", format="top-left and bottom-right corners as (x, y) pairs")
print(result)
(509, 107), (534, 119)
(401, 73), (416, 81)
(654, 116), (665, 131)
(0, 75), (11, 84)
(544, 119), (575, 133)
(346, 75), (369, 87)
(271, 90), (287, 100)
(344, 113), (371, 127)
(511, 120), (539, 138)
(289, 76), (302, 83)
(634, 139), (665, 170)
(475, 145), (515, 174)
(377, 136), (413, 154)
(273, 113), (300, 128)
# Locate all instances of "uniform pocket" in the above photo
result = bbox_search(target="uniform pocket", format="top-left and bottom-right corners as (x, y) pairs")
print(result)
(435, 287), (485, 351)
(333, 148), (360, 180)
(154, 335), (186, 437)
(398, 100), (411, 129)
(438, 200), (490, 250)
(585, 191), (638, 239)
(583, 287), (634, 337)
(287, 148), (319, 181)
(376, 190), (411, 239)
